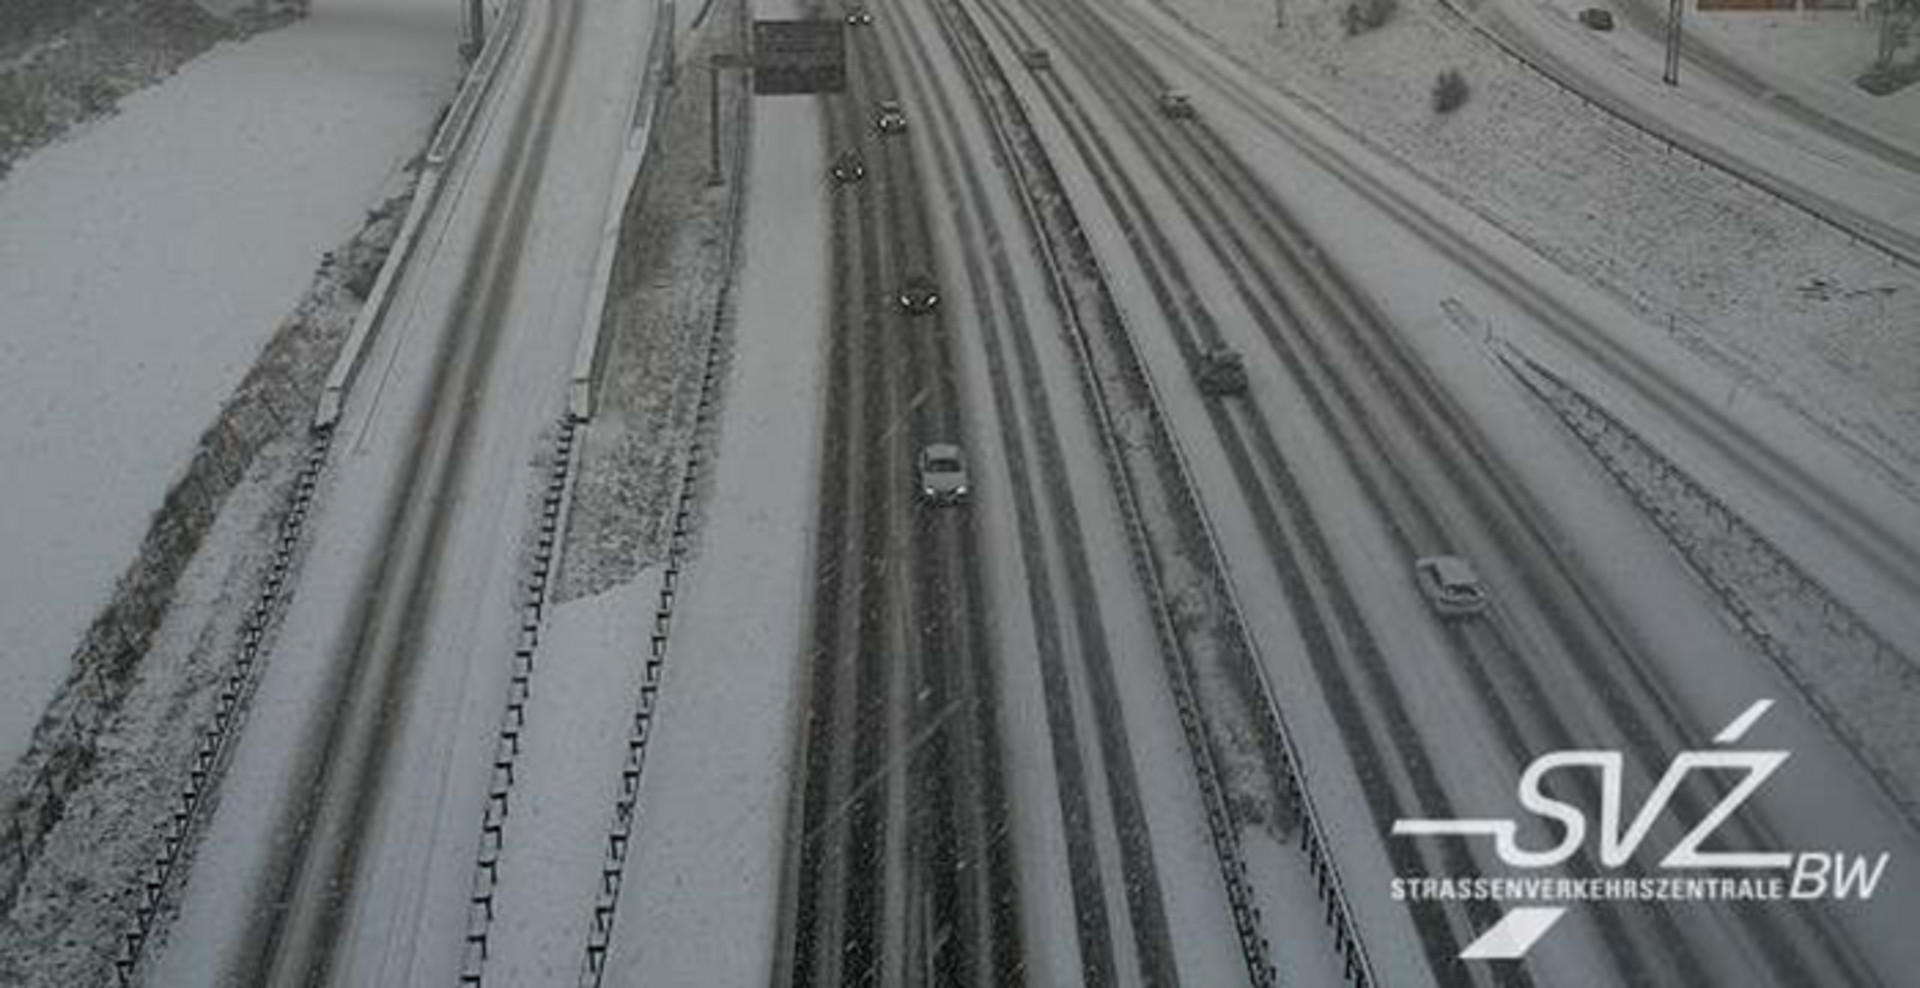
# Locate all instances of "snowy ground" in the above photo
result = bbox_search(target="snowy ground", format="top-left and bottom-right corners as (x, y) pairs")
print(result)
(560, 6), (747, 602)
(598, 44), (825, 981)
(0, 0), (244, 177)
(1665, 4), (1919, 147)
(1144, 0), (1920, 499)
(0, 0), (461, 772)
(961, 0), (1920, 979)
(1463, 0), (1920, 256)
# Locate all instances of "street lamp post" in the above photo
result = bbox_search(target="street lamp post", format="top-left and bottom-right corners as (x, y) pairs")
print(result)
(1663, 0), (1684, 86)
(462, 0), (487, 61)
(708, 52), (754, 186)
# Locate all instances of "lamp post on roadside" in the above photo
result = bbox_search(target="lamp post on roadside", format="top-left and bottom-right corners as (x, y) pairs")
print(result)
(708, 53), (754, 186)
(1663, 0), (1684, 85)
(462, 0), (487, 61)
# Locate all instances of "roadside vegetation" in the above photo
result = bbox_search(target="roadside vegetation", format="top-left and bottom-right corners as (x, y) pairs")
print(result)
(0, 0), (305, 179)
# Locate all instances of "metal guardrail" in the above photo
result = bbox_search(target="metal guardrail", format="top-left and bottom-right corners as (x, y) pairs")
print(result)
(456, 415), (581, 985)
(575, 439), (691, 988)
(111, 427), (335, 985)
(930, 0), (1376, 981)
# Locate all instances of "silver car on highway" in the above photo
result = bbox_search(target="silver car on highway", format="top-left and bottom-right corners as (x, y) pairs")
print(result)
(917, 443), (970, 505)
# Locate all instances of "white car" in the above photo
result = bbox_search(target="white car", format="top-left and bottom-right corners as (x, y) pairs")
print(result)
(917, 444), (970, 504)
(1414, 555), (1488, 618)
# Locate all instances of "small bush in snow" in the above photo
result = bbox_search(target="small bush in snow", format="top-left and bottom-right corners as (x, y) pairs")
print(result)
(1432, 68), (1470, 114)
(1342, 0), (1397, 35)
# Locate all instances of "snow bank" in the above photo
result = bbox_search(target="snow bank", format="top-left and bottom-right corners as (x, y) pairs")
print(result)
(0, 0), (461, 772)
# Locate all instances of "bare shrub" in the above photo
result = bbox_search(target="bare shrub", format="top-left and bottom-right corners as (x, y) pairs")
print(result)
(1342, 0), (1397, 35)
(1432, 68), (1470, 114)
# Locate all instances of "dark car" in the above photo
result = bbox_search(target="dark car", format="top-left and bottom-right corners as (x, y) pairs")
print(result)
(898, 274), (940, 314)
(875, 99), (908, 135)
(1414, 556), (1489, 618)
(1020, 48), (1052, 71)
(1196, 347), (1247, 396)
(917, 443), (970, 504)
(1578, 7), (1614, 30)
(1158, 91), (1196, 119)
(830, 150), (866, 185)
(845, 5), (873, 25)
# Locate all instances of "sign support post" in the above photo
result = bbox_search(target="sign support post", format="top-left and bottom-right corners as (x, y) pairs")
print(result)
(710, 61), (724, 185)
(462, 0), (487, 60)
(1663, 0), (1684, 86)
(708, 53), (755, 186)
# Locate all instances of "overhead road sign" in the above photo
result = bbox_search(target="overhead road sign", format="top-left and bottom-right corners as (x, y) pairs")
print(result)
(751, 20), (846, 94)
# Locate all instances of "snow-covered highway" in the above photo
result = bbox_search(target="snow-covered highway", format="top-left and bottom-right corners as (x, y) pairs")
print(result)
(4, 0), (1919, 984)
(142, 0), (661, 981)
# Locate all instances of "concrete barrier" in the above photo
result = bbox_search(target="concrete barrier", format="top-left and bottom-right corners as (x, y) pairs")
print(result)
(314, 0), (529, 431)
(568, 0), (678, 423)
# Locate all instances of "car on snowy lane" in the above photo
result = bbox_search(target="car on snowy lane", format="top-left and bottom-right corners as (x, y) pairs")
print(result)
(917, 444), (970, 505)
(1414, 555), (1489, 619)
(898, 274), (940, 314)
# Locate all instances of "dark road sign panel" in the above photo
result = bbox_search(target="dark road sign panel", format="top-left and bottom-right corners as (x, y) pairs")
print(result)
(752, 20), (845, 94)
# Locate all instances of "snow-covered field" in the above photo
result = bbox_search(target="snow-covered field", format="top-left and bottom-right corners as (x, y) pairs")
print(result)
(0, 0), (461, 771)
(0, 0), (240, 176)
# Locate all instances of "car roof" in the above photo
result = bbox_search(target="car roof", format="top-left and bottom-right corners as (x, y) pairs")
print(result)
(1420, 555), (1479, 587)
(922, 443), (963, 459)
